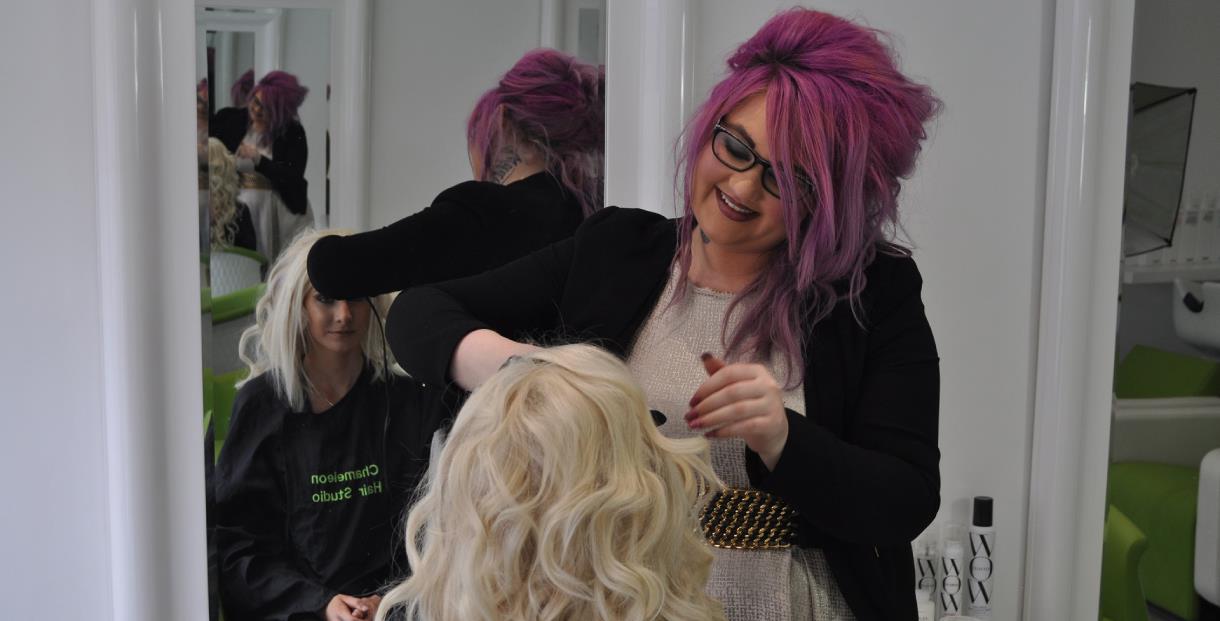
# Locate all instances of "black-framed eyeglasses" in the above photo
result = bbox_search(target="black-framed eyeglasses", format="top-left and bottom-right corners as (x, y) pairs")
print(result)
(711, 119), (813, 200)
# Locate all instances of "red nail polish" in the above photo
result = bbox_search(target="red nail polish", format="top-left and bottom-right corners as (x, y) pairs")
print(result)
(688, 418), (701, 429)
(700, 352), (713, 361)
(689, 395), (701, 407)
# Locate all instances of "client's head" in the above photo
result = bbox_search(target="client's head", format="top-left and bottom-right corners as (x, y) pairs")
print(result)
(378, 344), (724, 621)
(237, 229), (394, 410)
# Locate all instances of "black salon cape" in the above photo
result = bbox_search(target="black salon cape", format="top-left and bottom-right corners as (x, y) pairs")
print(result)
(214, 368), (441, 621)
(388, 207), (941, 621)
(306, 172), (583, 300)
(211, 106), (309, 216)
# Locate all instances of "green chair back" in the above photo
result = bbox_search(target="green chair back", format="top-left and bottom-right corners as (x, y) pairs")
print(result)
(1114, 345), (1220, 399)
(1100, 505), (1150, 621)
(211, 283), (266, 324)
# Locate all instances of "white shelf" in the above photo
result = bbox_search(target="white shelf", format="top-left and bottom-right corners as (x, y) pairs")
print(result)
(1121, 262), (1220, 284)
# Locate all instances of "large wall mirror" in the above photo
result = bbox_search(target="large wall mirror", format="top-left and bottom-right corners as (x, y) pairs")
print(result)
(193, 1), (605, 619)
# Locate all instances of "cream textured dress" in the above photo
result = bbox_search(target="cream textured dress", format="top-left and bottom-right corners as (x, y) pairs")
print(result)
(626, 264), (856, 621)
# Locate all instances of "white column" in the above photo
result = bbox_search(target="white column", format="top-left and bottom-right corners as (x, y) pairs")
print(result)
(605, 0), (694, 216)
(1023, 0), (1134, 618)
(92, 0), (209, 619)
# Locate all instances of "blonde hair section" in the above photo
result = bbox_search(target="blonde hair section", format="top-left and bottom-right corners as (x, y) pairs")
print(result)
(377, 344), (725, 621)
(237, 228), (396, 411)
(206, 137), (241, 248)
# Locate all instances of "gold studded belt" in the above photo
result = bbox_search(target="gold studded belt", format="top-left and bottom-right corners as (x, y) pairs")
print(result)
(699, 487), (798, 550)
(240, 171), (273, 189)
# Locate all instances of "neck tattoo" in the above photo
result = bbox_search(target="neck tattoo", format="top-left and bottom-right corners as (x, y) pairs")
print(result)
(491, 151), (522, 184)
(699, 228), (711, 244)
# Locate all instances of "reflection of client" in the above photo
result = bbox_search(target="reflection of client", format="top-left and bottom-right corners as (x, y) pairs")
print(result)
(212, 71), (311, 259)
(214, 230), (439, 621)
(306, 48), (604, 300)
(206, 138), (256, 252)
(375, 344), (726, 621)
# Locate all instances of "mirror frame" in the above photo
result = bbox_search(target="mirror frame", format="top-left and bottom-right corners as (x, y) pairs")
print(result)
(197, 8), (283, 82)
(197, 0), (371, 231)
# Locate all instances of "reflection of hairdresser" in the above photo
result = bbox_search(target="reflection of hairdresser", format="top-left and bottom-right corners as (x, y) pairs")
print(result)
(389, 9), (941, 621)
(376, 344), (725, 621)
(212, 70), (309, 214)
(306, 48), (604, 300)
(230, 68), (255, 108)
(206, 138), (256, 252)
(212, 71), (312, 259)
(214, 230), (439, 621)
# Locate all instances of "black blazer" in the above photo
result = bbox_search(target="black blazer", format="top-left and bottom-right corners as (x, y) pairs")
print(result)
(211, 107), (309, 215)
(387, 207), (941, 621)
(306, 172), (583, 300)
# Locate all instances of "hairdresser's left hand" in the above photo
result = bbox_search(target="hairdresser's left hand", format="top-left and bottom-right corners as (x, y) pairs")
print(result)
(687, 353), (789, 470)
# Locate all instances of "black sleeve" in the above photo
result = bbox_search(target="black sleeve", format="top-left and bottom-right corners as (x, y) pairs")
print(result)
(307, 183), (518, 299)
(385, 218), (587, 387)
(209, 107), (246, 153)
(233, 203), (257, 252)
(258, 123), (309, 215)
(748, 259), (940, 546)
(214, 385), (333, 620)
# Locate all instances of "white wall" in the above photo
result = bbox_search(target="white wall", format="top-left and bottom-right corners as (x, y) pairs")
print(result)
(0, 0), (113, 617)
(619, 3), (1056, 619)
(366, 0), (542, 228)
(281, 8), (332, 227)
(1131, 0), (1220, 210)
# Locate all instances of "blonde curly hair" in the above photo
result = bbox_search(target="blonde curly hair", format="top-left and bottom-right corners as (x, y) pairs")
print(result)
(378, 344), (725, 621)
(206, 137), (241, 249)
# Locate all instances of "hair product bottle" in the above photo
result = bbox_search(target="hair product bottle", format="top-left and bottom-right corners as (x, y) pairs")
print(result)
(966, 496), (995, 619)
(939, 524), (965, 618)
(914, 525), (939, 602)
(915, 589), (936, 621)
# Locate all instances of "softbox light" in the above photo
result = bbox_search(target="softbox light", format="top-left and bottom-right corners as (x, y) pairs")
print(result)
(1123, 82), (1197, 257)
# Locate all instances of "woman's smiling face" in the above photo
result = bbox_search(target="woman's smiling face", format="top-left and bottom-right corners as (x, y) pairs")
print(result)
(691, 92), (788, 258)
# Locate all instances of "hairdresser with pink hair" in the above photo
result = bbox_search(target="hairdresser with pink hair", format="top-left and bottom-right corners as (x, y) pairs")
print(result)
(212, 70), (312, 257)
(389, 8), (940, 621)
(305, 48), (604, 300)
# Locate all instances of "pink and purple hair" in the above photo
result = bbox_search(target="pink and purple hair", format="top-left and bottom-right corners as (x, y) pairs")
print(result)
(467, 48), (605, 217)
(231, 69), (255, 108)
(674, 8), (941, 386)
(251, 70), (309, 146)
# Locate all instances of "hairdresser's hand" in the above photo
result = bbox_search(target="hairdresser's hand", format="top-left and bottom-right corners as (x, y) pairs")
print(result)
(325, 593), (381, 621)
(686, 353), (788, 471)
(235, 142), (260, 163)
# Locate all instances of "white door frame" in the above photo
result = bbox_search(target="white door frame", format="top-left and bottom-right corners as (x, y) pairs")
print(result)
(196, 7), (285, 82)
